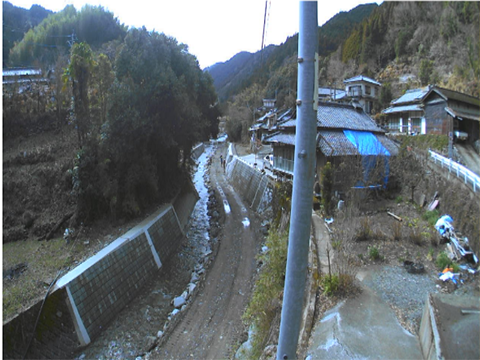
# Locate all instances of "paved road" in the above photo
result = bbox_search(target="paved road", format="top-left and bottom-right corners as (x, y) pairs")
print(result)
(308, 214), (424, 360)
(149, 142), (262, 359)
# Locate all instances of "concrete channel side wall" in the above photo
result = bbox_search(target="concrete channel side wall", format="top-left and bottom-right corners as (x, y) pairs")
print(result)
(3, 143), (204, 360)
(191, 143), (205, 160)
(419, 294), (442, 360)
(4, 202), (193, 359)
(3, 287), (78, 359)
(63, 205), (184, 344)
(227, 156), (274, 214)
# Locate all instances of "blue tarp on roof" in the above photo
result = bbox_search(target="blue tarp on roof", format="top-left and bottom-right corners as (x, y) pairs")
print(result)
(343, 130), (391, 156)
(343, 130), (391, 187)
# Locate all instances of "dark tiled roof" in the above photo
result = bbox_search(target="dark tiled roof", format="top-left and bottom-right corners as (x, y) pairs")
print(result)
(263, 132), (296, 146)
(317, 103), (384, 132)
(265, 129), (398, 157)
(377, 135), (399, 156)
(317, 130), (399, 157)
(278, 119), (296, 129)
(317, 130), (359, 156)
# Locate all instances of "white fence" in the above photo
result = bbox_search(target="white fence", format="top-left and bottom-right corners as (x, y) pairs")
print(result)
(429, 150), (480, 193)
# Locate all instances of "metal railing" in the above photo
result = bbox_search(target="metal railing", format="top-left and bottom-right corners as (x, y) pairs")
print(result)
(429, 150), (480, 193)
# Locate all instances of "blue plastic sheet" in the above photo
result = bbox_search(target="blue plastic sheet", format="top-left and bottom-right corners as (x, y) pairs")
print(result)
(343, 130), (390, 156)
(343, 130), (391, 186)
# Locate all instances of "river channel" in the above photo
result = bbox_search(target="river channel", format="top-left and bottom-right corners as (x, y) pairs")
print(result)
(75, 143), (218, 360)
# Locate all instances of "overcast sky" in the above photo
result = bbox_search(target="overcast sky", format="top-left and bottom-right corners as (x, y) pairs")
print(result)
(6, 0), (382, 69)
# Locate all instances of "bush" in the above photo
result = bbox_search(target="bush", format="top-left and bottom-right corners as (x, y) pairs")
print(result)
(225, 117), (242, 142)
(435, 252), (460, 272)
(242, 230), (288, 359)
(321, 274), (339, 295)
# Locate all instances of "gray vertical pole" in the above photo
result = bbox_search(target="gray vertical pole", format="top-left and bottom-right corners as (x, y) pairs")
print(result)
(277, 2), (318, 359)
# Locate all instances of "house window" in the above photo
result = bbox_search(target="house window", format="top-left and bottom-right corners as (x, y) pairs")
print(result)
(411, 118), (421, 134)
(365, 85), (371, 95)
(388, 117), (400, 132)
(349, 85), (361, 97)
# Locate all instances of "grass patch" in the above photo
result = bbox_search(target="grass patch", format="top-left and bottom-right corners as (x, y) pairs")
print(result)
(391, 221), (402, 241)
(354, 217), (373, 242)
(410, 227), (424, 246)
(3, 236), (85, 320)
(321, 274), (339, 295)
(435, 251), (460, 272)
(242, 230), (288, 359)
(422, 209), (440, 227)
(368, 245), (381, 260)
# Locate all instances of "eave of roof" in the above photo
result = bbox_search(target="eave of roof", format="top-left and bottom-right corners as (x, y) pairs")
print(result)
(432, 87), (480, 107)
(445, 107), (480, 122)
(382, 104), (423, 114)
(263, 133), (296, 146)
(344, 75), (381, 86)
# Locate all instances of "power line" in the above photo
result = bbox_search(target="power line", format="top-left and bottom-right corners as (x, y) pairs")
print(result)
(261, 0), (272, 63)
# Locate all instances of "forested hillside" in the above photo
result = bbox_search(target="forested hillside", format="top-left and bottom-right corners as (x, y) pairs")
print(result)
(2, 1), (52, 66)
(216, 1), (479, 143)
(336, 1), (479, 98)
(7, 3), (127, 67)
(205, 45), (277, 102)
(3, 5), (220, 242)
(207, 3), (377, 103)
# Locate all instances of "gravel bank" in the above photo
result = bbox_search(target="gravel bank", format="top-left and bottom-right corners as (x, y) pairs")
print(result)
(361, 264), (439, 334)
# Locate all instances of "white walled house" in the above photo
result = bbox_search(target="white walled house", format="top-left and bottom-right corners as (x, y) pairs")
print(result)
(343, 75), (382, 114)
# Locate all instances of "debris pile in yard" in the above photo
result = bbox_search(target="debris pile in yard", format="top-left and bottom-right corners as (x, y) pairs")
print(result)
(434, 215), (479, 290)
(435, 215), (478, 264)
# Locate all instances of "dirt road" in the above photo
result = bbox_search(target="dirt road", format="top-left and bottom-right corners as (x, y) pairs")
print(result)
(456, 143), (480, 176)
(148, 143), (263, 359)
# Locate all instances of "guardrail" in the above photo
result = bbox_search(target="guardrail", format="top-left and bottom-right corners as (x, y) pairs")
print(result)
(429, 150), (480, 193)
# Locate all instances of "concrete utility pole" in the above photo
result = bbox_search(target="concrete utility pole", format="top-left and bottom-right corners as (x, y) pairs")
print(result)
(277, 2), (318, 359)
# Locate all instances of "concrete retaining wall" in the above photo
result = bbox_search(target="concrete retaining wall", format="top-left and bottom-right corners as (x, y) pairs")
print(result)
(4, 184), (198, 359)
(191, 143), (205, 160)
(419, 294), (442, 360)
(3, 287), (78, 359)
(226, 156), (273, 214)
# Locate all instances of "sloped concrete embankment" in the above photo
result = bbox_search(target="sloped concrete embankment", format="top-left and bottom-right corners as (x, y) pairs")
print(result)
(191, 143), (205, 161)
(3, 178), (199, 359)
(226, 155), (273, 214)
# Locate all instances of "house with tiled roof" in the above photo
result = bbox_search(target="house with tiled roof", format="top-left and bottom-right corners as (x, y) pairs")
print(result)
(343, 75), (382, 114)
(317, 75), (381, 114)
(382, 86), (479, 144)
(264, 102), (398, 189)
